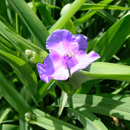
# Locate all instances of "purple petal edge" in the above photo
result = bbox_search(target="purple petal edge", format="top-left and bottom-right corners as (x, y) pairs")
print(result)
(88, 51), (100, 61)
(36, 55), (55, 83)
(75, 34), (87, 51)
(36, 63), (51, 83)
(70, 51), (100, 74)
(46, 29), (79, 55)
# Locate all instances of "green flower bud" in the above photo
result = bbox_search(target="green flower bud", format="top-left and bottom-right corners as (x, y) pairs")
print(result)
(30, 57), (35, 64)
(25, 111), (36, 122)
(25, 50), (33, 59)
(25, 111), (32, 122)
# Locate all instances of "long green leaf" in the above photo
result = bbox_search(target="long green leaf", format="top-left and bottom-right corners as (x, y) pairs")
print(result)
(72, 94), (130, 121)
(19, 115), (29, 130)
(83, 62), (130, 82)
(49, 0), (86, 34)
(37, 6), (54, 26)
(0, 50), (37, 96)
(74, 0), (114, 27)
(69, 108), (108, 130)
(97, 9), (117, 23)
(0, 71), (32, 118)
(7, 0), (49, 49)
(0, 104), (11, 124)
(0, 15), (16, 32)
(70, 62), (130, 89)
(30, 108), (83, 130)
(80, 4), (129, 10)
(0, 34), (15, 50)
(0, 42), (16, 56)
(58, 90), (68, 117)
(93, 11), (130, 62)
(0, 124), (19, 130)
(28, 2), (61, 10)
(35, 80), (56, 103)
(0, 21), (48, 60)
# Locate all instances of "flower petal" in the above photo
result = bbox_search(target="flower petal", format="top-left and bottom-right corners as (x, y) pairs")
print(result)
(46, 29), (79, 55)
(37, 53), (69, 83)
(51, 63), (69, 81)
(36, 55), (55, 83)
(50, 54), (69, 80)
(70, 51), (100, 74)
(75, 34), (87, 51)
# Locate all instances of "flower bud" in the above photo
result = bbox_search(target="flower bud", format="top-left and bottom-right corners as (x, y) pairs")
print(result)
(25, 50), (33, 59)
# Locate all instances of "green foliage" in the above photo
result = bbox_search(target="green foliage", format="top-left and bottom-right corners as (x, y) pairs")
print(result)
(0, 0), (130, 129)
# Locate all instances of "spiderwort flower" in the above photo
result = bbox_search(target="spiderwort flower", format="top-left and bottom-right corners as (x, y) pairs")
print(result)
(37, 29), (100, 83)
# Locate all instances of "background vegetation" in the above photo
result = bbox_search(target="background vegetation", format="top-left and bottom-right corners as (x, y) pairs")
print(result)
(0, 0), (130, 129)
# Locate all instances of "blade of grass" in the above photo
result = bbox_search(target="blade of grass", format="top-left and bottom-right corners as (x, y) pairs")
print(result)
(0, 21), (48, 60)
(7, 0), (49, 50)
(80, 4), (129, 10)
(0, 50), (37, 97)
(69, 107), (108, 130)
(0, 104), (12, 124)
(30, 108), (83, 130)
(49, 0), (87, 34)
(28, 2), (61, 10)
(93, 11), (130, 62)
(0, 71), (32, 118)
(72, 94), (130, 121)
(35, 80), (56, 103)
(0, 124), (19, 130)
(74, 0), (114, 27)
(69, 62), (130, 89)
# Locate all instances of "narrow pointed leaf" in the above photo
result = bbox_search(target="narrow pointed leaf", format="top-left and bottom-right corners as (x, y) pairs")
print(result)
(0, 21), (48, 60)
(0, 71), (32, 118)
(0, 50), (37, 96)
(74, 0), (113, 27)
(80, 4), (129, 10)
(72, 94), (130, 121)
(93, 11), (130, 61)
(35, 80), (56, 103)
(7, 0), (49, 49)
(69, 108), (108, 130)
(70, 62), (130, 89)
(49, 0), (86, 33)
(58, 90), (68, 117)
(30, 108), (83, 130)
(0, 104), (11, 124)
(0, 124), (19, 130)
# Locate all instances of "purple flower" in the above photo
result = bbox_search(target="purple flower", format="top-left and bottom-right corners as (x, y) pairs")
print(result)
(37, 29), (100, 83)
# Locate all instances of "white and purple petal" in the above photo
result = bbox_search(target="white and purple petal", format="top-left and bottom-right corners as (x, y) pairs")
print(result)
(46, 29), (79, 55)
(75, 34), (87, 51)
(37, 53), (69, 83)
(70, 51), (100, 74)
(50, 53), (69, 80)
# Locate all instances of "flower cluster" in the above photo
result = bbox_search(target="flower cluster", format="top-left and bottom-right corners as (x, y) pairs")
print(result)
(37, 29), (100, 83)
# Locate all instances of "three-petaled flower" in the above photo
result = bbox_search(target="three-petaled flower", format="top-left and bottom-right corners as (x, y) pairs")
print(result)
(37, 29), (100, 83)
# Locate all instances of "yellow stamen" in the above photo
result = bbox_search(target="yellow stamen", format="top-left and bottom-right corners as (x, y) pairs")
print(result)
(67, 54), (71, 57)
(72, 52), (74, 55)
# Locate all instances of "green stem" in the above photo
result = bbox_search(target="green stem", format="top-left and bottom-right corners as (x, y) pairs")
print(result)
(15, 13), (19, 33)
(68, 95), (73, 109)
(68, 94), (73, 118)
(69, 85), (75, 96)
